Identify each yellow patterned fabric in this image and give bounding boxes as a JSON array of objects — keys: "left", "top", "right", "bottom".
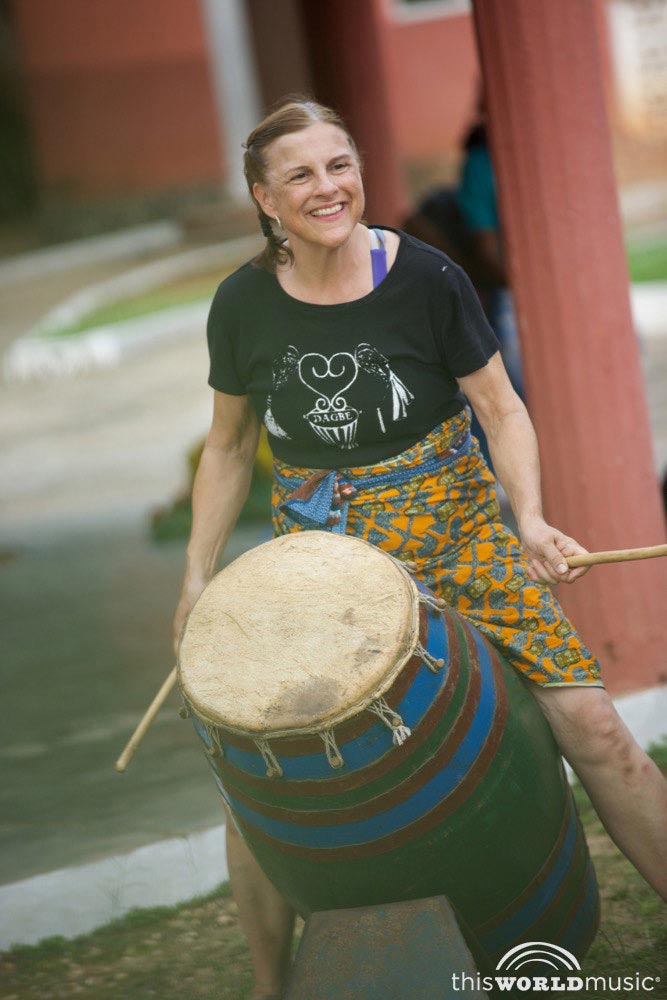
[{"left": 272, "top": 408, "right": 603, "bottom": 688}]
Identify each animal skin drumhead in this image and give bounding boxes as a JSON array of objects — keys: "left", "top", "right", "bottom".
[{"left": 178, "top": 532, "right": 418, "bottom": 735}]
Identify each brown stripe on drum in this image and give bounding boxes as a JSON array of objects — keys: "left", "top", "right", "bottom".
[
  {"left": 550, "top": 843, "right": 600, "bottom": 950},
  {"left": 220, "top": 625, "right": 482, "bottom": 826},
  {"left": 561, "top": 858, "right": 601, "bottom": 960},
  {"left": 524, "top": 852, "right": 600, "bottom": 965},
  {"left": 475, "top": 792, "right": 592, "bottom": 957},
  {"left": 230, "top": 632, "right": 508, "bottom": 861},
  {"left": 212, "top": 604, "right": 431, "bottom": 756},
  {"left": 482, "top": 843, "right": 596, "bottom": 964},
  {"left": 474, "top": 790, "right": 575, "bottom": 937},
  {"left": 540, "top": 828, "right": 593, "bottom": 949},
  {"left": 210, "top": 614, "right": 465, "bottom": 801}
]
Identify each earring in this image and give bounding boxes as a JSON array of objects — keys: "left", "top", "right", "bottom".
[{"left": 275, "top": 216, "right": 282, "bottom": 230}]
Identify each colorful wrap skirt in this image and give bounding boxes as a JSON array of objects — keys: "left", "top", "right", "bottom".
[{"left": 272, "top": 408, "right": 603, "bottom": 688}]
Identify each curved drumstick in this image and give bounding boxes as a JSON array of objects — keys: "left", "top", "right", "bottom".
[
  {"left": 115, "top": 666, "right": 178, "bottom": 773},
  {"left": 566, "top": 543, "right": 667, "bottom": 568}
]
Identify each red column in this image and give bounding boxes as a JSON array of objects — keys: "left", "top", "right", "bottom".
[
  {"left": 472, "top": 0, "right": 666, "bottom": 694},
  {"left": 298, "top": 0, "right": 408, "bottom": 224}
]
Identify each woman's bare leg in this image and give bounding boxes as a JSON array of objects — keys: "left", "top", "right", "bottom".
[
  {"left": 225, "top": 808, "right": 295, "bottom": 999},
  {"left": 529, "top": 685, "right": 667, "bottom": 899}
]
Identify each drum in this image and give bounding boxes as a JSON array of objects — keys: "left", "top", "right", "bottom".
[{"left": 178, "top": 532, "right": 599, "bottom": 964}]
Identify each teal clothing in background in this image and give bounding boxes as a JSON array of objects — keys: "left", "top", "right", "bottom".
[
  {"left": 454, "top": 139, "right": 524, "bottom": 469},
  {"left": 456, "top": 146, "right": 499, "bottom": 232}
]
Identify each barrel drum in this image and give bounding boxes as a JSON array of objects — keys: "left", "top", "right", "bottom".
[{"left": 178, "top": 532, "right": 599, "bottom": 964}]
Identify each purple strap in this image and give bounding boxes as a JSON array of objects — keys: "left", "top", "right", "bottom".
[{"left": 370, "top": 228, "right": 388, "bottom": 288}]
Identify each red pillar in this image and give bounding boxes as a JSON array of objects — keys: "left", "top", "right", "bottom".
[
  {"left": 472, "top": 0, "right": 666, "bottom": 694},
  {"left": 298, "top": 0, "right": 408, "bottom": 225}
]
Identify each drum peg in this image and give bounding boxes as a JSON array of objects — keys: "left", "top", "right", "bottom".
[
  {"left": 203, "top": 723, "right": 225, "bottom": 759},
  {"left": 389, "top": 554, "right": 418, "bottom": 573},
  {"left": 368, "top": 697, "right": 412, "bottom": 746},
  {"left": 418, "top": 593, "right": 447, "bottom": 615},
  {"left": 320, "top": 729, "right": 345, "bottom": 769},
  {"left": 415, "top": 641, "right": 445, "bottom": 673},
  {"left": 255, "top": 738, "right": 284, "bottom": 779}
]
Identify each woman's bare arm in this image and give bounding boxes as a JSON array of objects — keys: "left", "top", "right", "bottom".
[
  {"left": 173, "top": 390, "right": 260, "bottom": 651},
  {"left": 458, "top": 353, "right": 589, "bottom": 585}
]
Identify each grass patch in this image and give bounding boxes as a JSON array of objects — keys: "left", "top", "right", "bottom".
[
  {"left": 627, "top": 241, "right": 667, "bottom": 283},
  {"left": 46, "top": 271, "right": 224, "bottom": 339},
  {"left": 3, "top": 760, "right": 665, "bottom": 999}
]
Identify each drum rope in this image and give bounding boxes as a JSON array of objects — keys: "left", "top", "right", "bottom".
[
  {"left": 254, "top": 738, "right": 283, "bottom": 779},
  {"left": 418, "top": 592, "right": 447, "bottom": 615},
  {"left": 320, "top": 729, "right": 345, "bottom": 769},
  {"left": 415, "top": 641, "right": 446, "bottom": 673},
  {"left": 367, "top": 696, "right": 412, "bottom": 746},
  {"left": 205, "top": 724, "right": 225, "bottom": 759}
]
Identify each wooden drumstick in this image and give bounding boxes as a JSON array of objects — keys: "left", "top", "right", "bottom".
[
  {"left": 115, "top": 666, "right": 178, "bottom": 773},
  {"left": 566, "top": 544, "right": 667, "bottom": 568}
]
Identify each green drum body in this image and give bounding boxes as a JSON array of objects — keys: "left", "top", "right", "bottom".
[{"left": 179, "top": 533, "right": 599, "bottom": 965}]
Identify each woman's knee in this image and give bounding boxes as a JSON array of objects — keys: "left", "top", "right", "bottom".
[{"left": 531, "top": 687, "right": 639, "bottom": 770}]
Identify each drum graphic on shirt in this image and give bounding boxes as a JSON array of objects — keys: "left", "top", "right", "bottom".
[
  {"left": 264, "top": 344, "right": 415, "bottom": 449},
  {"left": 299, "top": 352, "right": 360, "bottom": 449}
]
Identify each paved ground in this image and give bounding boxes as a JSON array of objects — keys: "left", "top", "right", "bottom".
[
  {"left": 1, "top": 257, "right": 149, "bottom": 348},
  {"left": 0, "top": 254, "right": 270, "bottom": 886},
  {"left": 0, "top": 240, "right": 665, "bottom": 905}
]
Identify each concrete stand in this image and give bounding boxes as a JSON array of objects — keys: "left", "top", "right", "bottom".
[{"left": 285, "top": 896, "right": 489, "bottom": 1000}]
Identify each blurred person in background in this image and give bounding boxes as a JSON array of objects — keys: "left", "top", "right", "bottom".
[
  {"left": 173, "top": 98, "right": 667, "bottom": 999},
  {"left": 456, "top": 95, "right": 522, "bottom": 399},
  {"left": 404, "top": 91, "right": 523, "bottom": 466}
]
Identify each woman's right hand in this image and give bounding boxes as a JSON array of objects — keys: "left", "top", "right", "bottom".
[{"left": 173, "top": 575, "right": 210, "bottom": 656}]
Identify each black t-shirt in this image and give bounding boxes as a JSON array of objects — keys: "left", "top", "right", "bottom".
[{"left": 207, "top": 227, "right": 499, "bottom": 468}]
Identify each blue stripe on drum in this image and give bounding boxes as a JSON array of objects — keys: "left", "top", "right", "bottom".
[
  {"left": 209, "top": 602, "right": 450, "bottom": 782},
  {"left": 478, "top": 802, "right": 578, "bottom": 955},
  {"left": 215, "top": 628, "right": 496, "bottom": 850}
]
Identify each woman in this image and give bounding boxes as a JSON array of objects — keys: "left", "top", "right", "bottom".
[{"left": 174, "top": 99, "right": 666, "bottom": 1000}]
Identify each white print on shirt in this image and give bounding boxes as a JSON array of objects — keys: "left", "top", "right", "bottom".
[{"left": 263, "top": 343, "right": 414, "bottom": 449}]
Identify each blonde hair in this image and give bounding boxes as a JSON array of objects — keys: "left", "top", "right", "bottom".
[{"left": 243, "top": 96, "right": 360, "bottom": 271}]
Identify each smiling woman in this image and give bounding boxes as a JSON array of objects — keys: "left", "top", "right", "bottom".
[
  {"left": 252, "top": 124, "right": 363, "bottom": 259},
  {"left": 172, "top": 96, "right": 667, "bottom": 1000},
  {"left": 242, "top": 100, "right": 365, "bottom": 276}
]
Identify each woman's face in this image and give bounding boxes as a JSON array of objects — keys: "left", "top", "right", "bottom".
[{"left": 253, "top": 122, "right": 365, "bottom": 254}]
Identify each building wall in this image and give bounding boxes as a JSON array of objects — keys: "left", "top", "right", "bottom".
[
  {"left": 12, "top": 0, "right": 224, "bottom": 195},
  {"left": 247, "top": 0, "right": 312, "bottom": 108},
  {"left": 11, "top": 0, "right": 481, "bottom": 201},
  {"left": 383, "top": 6, "right": 480, "bottom": 164}
]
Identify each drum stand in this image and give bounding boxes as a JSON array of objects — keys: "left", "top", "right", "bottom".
[{"left": 285, "top": 895, "right": 491, "bottom": 1000}]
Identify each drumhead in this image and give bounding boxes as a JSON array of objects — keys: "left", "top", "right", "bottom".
[{"left": 178, "top": 532, "right": 418, "bottom": 736}]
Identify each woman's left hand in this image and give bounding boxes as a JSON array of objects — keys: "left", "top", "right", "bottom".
[{"left": 518, "top": 514, "right": 591, "bottom": 585}]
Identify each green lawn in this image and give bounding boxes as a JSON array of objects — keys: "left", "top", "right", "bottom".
[
  {"left": 46, "top": 271, "right": 224, "bottom": 338},
  {"left": 627, "top": 241, "right": 667, "bottom": 283}
]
